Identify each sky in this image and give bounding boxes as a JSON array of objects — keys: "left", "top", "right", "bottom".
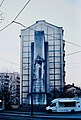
[{"left": 0, "top": 0, "right": 81, "bottom": 87}]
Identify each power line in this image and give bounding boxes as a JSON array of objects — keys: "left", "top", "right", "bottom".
[
  {"left": 0, "top": 57, "right": 28, "bottom": 69},
  {"left": 0, "top": 57, "right": 19, "bottom": 65},
  {"left": 12, "top": 0, "right": 30, "bottom": 22},
  {"left": 1, "top": 13, "right": 81, "bottom": 49},
  {"left": 45, "top": 34, "right": 81, "bottom": 48},
  {"left": 66, "top": 62, "right": 81, "bottom": 65},
  {"left": 0, "top": 0, "right": 5, "bottom": 22},
  {"left": 0, "top": 22, "right": 12, "bottom": 31},
  {"left": 65, "top": 40, "right": 81, "bottom": 48},
  {"left": 66, "top": 51, "right": 81, "bottom": 56},
  {"left": 0, "top": 0, "right": 31, "bottom": 32},
  {"left": 0, "top": 57, "right": 31, "bottom": 70},
  {"left": 0, "top": 0, "right": 5, "bottom": 7},
  {"left": 66, "top": 66, "right": 81, "bottom": 70},
  {"left": 12, "top": 21, "right": 26, "bottom": 28}
]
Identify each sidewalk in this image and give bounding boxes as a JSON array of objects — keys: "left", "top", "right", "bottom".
[{"left": 0, "top": 110, "right": 81, "bottom": 120}]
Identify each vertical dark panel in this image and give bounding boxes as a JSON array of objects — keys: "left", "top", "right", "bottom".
[{"left": 45, "top": 42, "right": 49, "bottom": 104}]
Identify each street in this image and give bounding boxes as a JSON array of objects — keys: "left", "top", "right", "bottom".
[{"left": 0, "top": 111, "right": 81, "bottom": 120}]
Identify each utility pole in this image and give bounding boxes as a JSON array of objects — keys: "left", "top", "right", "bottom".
[{"left": 31, "top": 84, "right": 33, "bottom": 116}]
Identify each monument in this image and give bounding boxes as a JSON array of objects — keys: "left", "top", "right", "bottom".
[{"left": 31, "top": 31, "right": 47, "bottom": 104}]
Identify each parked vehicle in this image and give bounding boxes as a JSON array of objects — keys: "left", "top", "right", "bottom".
[{"left": 46, "top": 98, "right": 81, "bottom": 113}]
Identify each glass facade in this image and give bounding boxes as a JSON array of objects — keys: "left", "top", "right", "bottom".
[{"left": 20, "top": 20, "right": 65, "bottom": 104}]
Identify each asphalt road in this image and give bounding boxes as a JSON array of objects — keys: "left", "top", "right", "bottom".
[{"left": 0, "top": 111, "right": 81, "bottom": 120}]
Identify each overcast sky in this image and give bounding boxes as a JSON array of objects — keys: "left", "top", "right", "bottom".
[{"left": 0, "top": 0, "right": 81, "bottom": 87}]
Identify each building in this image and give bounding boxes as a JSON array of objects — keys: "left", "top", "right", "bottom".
[
  {"left": 64, "top": 83, "right": 81, "bottom": 97},
  {"left": 0, "top": 72, "right": 20, "bottom": 109},
  {"left": 0, "top": 73, "right": 10, "bottom": 110},
  {"left": 9, "top": 73, "right": 20, "bottom": 105},
  {"left": 0, "top": 73, "right": 9, "bottom": 92},
  {"left": 20, "top": 20, "right": 65, "bottom": 105}
]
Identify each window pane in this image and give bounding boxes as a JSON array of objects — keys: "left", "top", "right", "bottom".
[
  {"left": 23, "top": 64, "right": 30, "bottom": 69},
  {"left": 59, "top": 102, "right": 76, "bottom": 108},
  {"left": 23, "top": 86, "right": 29, "bottom": 92},
  {"left": 23, "top": 41, "right": 29, "bottom": 46},
  {"left": 23, "top": 70, "right": 29, "bottom": 74},
  {"left": 55, "top": 81, "right": 61, "bottom": 85},
  {"left": 49, "top": 45, "right": 54, "bottom": 51},
  {"left": 49, "top": 52, "right": 54, "bottom": 57},
  {"left": 49, "top": 69, "right": 54, "bottom": 74},
  {"left": 55, "top": 51, "right": 60, "bottom": 56},
  {"left": 50, "top": 81, "right": 54, "bottom": 86},
  {"left": 55, "top": 74, "right": 60, "bottom": 79},
  {"left": 23, "top": 36, "right": 28, "bottom": 41},
  {"left": 22, "top": 92, "right": 27, "bottom": 98},
  {"left": 49, "top": 75, "right": 54, "bottom": 79},
  {"left": 23, "top": 47, "right": 28, "bottom": 52},
  {"left": 49, "top": 41, "right": 54, "bottom": 45},
  {"left": 50, "top": 103, "right": 56, "bottom": 107},
  {"left": 55, "top": 57, "right": 60, "bottom": 62},
  {"left": 23, "top": 58, "right": 28, "bottom": 63},
  {"left": 55, "top": 63, "right": 60, "bottom": 68},
  {"left": 55, "top": 69, "right": 60, "bottom": 74},
  {"left": 49, "top": 57, "right": 54, "bottom": 62},
  {"left": 23, "top": 75, "right": 28, "bottom": 80},
  {"left": 49, "top": 63, "right": 54, "bottom": 68},
  {"left": 48, "top": 27, "right": 53, "bottom": 35},
  {"left": 55, "top": 46, "right": 60, "bottom": 50},
  {"left": 55, "top": 40, "right": 60, "bottom": 45},
  {"left": 23, "top": 52, "right": 28, "bottom": 57},
  {"left": 23, "top": 81, "right": 29, "bottom": 86}
]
